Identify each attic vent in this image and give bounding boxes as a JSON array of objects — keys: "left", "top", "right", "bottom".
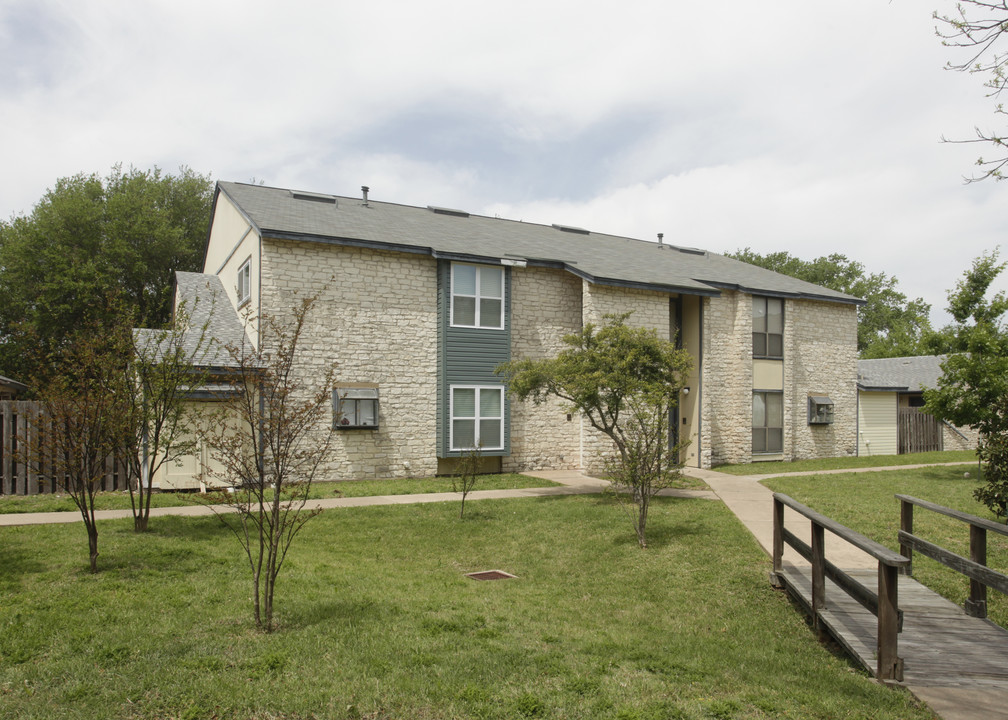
[
  {"left": 427, "top": 205, "right": 470, "bottom": 218},
  {"left": 552, "top": 223, "right": 590, "bottom": 235},
  {"left": 291, "top": 190, "right": 337, "bottom": 205},
  {"left": 675, "top": 246, "right": 706, "bottom": 256}
]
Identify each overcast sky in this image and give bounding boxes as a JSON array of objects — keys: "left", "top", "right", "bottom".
[{"left": 2, "top": 0, "right": 1005, "bottom": 326}]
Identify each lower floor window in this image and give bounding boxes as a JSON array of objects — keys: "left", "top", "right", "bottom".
[
  {"left": 451, "top": 385, "right": 503, "bottom": 450},
  {"left": 753, "top": 391, "right": 783, "bottom": 453}
]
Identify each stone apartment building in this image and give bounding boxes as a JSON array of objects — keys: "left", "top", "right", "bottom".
[{"left": 154, "top": 181, "right": 862, "bottom": 488}]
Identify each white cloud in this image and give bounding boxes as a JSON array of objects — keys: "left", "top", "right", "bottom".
[{"left": 1, "top": 0, "right": 1006, "bottom": 328}]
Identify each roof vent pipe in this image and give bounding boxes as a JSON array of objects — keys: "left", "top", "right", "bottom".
[
  {"left": 657, "top": 232, "right": 664, "bottom": 249},
  {"left": 361, "top": 185, "right": 370, "bottom": 206}
]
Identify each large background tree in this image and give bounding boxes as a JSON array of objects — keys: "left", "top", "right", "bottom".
[
  {"left": 727, "top": 249, "right": 933, "bottom": 358},
  {"left": 936, "top": 0, "right": 1008, "bottom": 181},
  {"left": 0, "top": 165, "right": 212, "bottom": 382},
  {"left": 924, "top": 251, "right": 1008, "bottom": 517}
]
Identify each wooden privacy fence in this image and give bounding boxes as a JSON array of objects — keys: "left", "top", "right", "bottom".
[
  {"left": 898, "top": 407, "right": 943, "bottom": 454},
  {"left": 0, "top": 400, "right": 128, "bottom": 495},
  {"left": 897, "top": 494, "right": 1008, "bottom": 619},
  {"left": 771, "top": 492, "right": 910, "bottom": 681}
]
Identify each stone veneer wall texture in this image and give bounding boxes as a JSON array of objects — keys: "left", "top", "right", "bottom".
[
  {"left": 502, "top": 267, "right": 583, "bottom": 471},
  {"left": 701, "top": 291, "right": 752, "bottom": 467},
  {"left": 943, "top": 424, "right": 979, "bottom": 451},
  {"left": 260, "top": 239, "right": 439, "bottom": 480},
  {"left": 579, "top": 281, "right": 672, "bottom": 474},
  {"left": 784, "top": 299, "right": 858, "bottom": 460}
]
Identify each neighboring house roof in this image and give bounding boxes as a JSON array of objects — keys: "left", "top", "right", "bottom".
[
  {"left": 857, "top": 355, "right": 946, "bottom": 392},
  {"left": 211, "top": 181, "right": 865, "bottom": 306},
  {"left": 0, "top": 374, "right": 28, "bottom": 397},
  {"left": 134, "top": 271, "right": 251, "bottom": 370}
]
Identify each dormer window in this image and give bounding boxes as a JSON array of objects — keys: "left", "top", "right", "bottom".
[
  {"left": 451, "top": 263, "right": 503, "bottom": 329},
  {"left": 237, "top": 258, "right": 251, "bottom": 306}
]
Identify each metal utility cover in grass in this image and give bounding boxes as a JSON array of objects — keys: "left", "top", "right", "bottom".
[{"left": 466, "top": 570, "right": 517, "bottom": 581}]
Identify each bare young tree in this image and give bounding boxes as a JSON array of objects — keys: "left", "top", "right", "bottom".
[
  {"left": 936, "top": 1, "right": 1008, "bottom": 180},
  {"left": 451, "top": 445, "right": 483, "bottom": 518},
  {"left": 26, "top": 326, "right": 132, "bottom": 572},
  {"left": 125, "top": 300, "right": 210, "bottom": 532},
  {"left": 200, "top": 296, "right": 337, "bottom": 631}
]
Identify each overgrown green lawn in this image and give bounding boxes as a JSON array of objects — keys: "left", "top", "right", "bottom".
[
  {"left": 765, "top": 466, "right": 1008, "bottom": 628},
  {"left": 714, "top": 450, "right": 977, "bottom": 476},
  {"left": 0, "top": 496, "right": 933, "bottom": 719},
  {"left": 0, "top": 474, "right": 558, "bottom": 515}
]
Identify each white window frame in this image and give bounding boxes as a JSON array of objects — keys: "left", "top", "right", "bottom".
[
  {"left": 449, "top": 385, "right": 504, "bottom": 451},
  {"left": 237, "top": 257, "right": 251, "bottom": 306},
  {"left": 450, "top": 263, "right": 504, "bottom": 329}
]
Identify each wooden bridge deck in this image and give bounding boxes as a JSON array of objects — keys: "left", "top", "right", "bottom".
[{"left": 777, "top": 565, "right": 1008, "bottom": 716}]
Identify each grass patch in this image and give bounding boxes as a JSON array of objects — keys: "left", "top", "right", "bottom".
[
  {"left": 0, "top": 495, "right": 932, "bottom": 719},
  {"left": 0, "top": 473, "right": 559, "bottom": 514},
  {"left": 714, "top": 449, "right": 977, "bottom": 476},
  {"left": 765, "top": 465, "right": 1008, "bottom": 628}
]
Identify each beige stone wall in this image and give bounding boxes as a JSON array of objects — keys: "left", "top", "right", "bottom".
[
  {"left": 579, "top": 281, "right": 673, "bottom": 473},
  {"left": 785, "top": 299, "right": 858, "bottom": 460},
  {"left": 502, "top": 267, "right": 583, "bottom": 471},
  {"left": 260, "top": 238, "right": 439, "bottom": 480},
  {"left": 942, "top": 423, "right": 979, "bottom": 452},
  {"left": 582, "top": 282, "right": 671, "bottom": 339},
  {"left": 702, "top": 291, "right": 753, "bottom": 467},
  {"left": 701, "top": 293, "right": 858, "bottom": 468}
]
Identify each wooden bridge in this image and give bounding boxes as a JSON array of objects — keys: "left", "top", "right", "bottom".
[{"left": 771, "top": 493, "right": 1008, "bottom": 719}]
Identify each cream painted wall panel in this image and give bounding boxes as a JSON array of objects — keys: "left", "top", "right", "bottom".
[
  {"left": 205, "top": 193, "right": 261, "bottom": 344},
  {"left": 753, "top": 359, "right": 784, "bottom": 390},
  {"left": 679, "top": 294, "right": 702, "bottom": 467},
  {"left": 858, "top": 391, "right": 898, "bottom": 456}
]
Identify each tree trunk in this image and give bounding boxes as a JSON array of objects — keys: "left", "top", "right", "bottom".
[{"left": 87, "top": 525, "right": 99, "bottom": 573}]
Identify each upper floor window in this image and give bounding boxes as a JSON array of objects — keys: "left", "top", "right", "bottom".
[
  {"left": 237, "top": 258, "right": 251, "bottom": 306},
  {"left": 451, "top": 263, "right": 503, "bottom": 329},
  {"left": 753, "top": 296, "right": 783, "bottom": 358}
]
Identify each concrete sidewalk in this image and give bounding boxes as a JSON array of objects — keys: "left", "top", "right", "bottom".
[{"left": 0, "top": 468, "right": 714, "bottom": 527}]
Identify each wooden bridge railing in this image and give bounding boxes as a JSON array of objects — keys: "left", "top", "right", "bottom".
[
  {"left": 897, "top": 494, "right": 1008, "bottom": 619},
  {"left": 771, "top": 493, "right": 910, "bottom": 681}
]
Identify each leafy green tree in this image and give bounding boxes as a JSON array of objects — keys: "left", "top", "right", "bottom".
[
  {"left": 935, "top": 1, "right": 1008, "bottom": 181},
  {"left": 727, "top": 249, "right": 932, "bottom": 358},
  {"left": 0, "top": 165, "right": 212, "bottom": 383},
  {"left": 498, "top": 314, "right": 692, "bottom": 548},
  {"left": 924, "top": 251, "right": 1008, "bottom": 518}
]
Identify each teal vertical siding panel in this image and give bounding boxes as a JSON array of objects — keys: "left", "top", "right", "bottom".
[{"left": 438, "top": 263, "right": 512, "bottom": 457}]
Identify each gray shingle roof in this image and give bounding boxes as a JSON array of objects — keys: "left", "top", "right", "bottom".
[
  {"left": 0, "top": 374, "right": 28, "bottom": 395},
  {"left": 214, "top": 181, "right": 864, "bottom": 305},
  {"left": 134, "top": 272, "right": 251, "bottom": 369},
  {"left": 857, "top": 356, "right": 946, "bottom": 392}
]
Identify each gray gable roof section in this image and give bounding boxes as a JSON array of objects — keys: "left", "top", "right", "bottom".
[
  {"left": 857, "top": 355, "right": 946, "bottom": 392},
  {"left": 135, "top": 271, "right": 251, "bottom": 370},
  {"left": 213, "top": 181, "right": 864, "bottom": 305}
]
